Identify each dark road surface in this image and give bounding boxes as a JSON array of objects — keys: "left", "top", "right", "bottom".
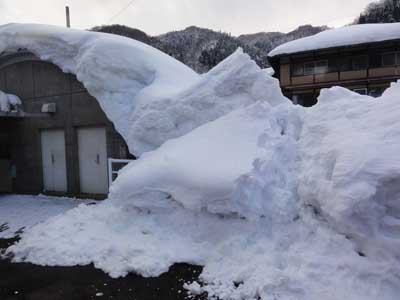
[{"left": 0, "top": 238, "right": 206, "bottom": 300}]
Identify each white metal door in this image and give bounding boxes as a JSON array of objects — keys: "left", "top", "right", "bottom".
[
  {"left": 77, "top": 127, "right": 108, "bottom": 194},
  {"left": 41, "top": 130, "right": 67, "bottom": 192}
]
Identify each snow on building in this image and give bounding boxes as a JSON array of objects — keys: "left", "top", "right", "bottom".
[
  {"left": 0, "top": 50, "right": 134, "bottom": 197},
  {"left": 268, "top": 23, "right": 400, "bottom": 106},
  {"left": 0, "top": 23, "right": 268, "bottom": 198}
]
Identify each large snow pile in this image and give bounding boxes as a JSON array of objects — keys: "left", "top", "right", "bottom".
[
  {"left": 0, "top": 90, "right": 21, "bottom": 112},
  {"left": 3, "top": 23, "right": 400, "bottom": 300},
  {"left": 110, "top": 102, "right": 300, "bottom": 217},
  {"left": 299, "top": 85, "right": 400, "bottom": 263},
  {"left": 269, "top": 23, "right": 400, "bottom": 57}
]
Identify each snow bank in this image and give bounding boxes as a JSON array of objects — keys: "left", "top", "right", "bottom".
[
  {"left": 9, "top": 80, "right": 400, "bottom": 299},
  {"left": 129, "top": 49, "right": 284, "bottom": 153},
  {"left": 0, "top": 90, "right": 21, "bottom": 112},
  {"left": 110, "top": 102, "right": 297, "bottom": 216},
  {"left": 299, "top": 83, "right": 400, "bottom": 262},
  {"left": 269, "top": 23, "right": 400, "bottom": 57},
  {"left": 0, "top": 23, "right": 277, "bottom": 154}
]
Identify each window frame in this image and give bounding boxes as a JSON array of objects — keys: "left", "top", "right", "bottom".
[
  {"left": 351, "top": 55, "right": 369, "bottom": 71},
  {"left": 303, "top": 62, "right": 315, "bottom": 76},
  {"left": 314, "top": 60, "right": 329, "bottom": 74},
  {"left": 291, "top": 60, "right": 329, "bottom": 77},
  {"left": 292, "top": 63, "right": 305, "bottom": 77},
  {"left": 381, "top": 51, "right": 400, "bottom": 67},
  {"left": 352, "top": 88, "right": 368, "bottom": 95}
]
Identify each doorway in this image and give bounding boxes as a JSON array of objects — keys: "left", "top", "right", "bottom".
[
  {"left": 77, "top": 127, "right": 108, "bottom": 195},
  {"left": 41, "top": 129, "right": 68, "bottom": 192}
]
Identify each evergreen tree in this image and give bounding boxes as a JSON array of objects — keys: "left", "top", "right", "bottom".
[{"left": 356, "top": 0, "right": 400, "bottom": 24}]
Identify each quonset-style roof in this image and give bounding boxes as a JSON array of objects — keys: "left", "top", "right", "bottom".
[{"left": 268, "top": 23, "right": 400, "bottom": 58}]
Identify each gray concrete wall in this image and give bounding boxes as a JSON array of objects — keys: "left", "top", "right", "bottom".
[{"left": 0, "top": 55, "right": 132, "bottom": 198}]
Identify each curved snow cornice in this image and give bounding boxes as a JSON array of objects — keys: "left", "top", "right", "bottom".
[
  {"left": 0, "top": 23, "right": 199, "bottom": 153},
  {"left": 268, "top": 23, "right": 400, "bottom": 58}
]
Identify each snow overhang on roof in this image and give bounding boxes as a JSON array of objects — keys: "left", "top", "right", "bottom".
[{"left": 268, "top": 23, "right": 400, "bottom": 58}]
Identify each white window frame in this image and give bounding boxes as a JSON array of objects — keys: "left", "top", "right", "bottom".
[
  {"left": 352, "top": 88, "right": 368, "bottom": 95},
  {"left": 108, "top": 158, "right": 134, "bottom": 187}
]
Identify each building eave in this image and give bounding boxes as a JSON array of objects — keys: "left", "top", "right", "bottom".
[{"left": 268, "top": 38, "right": 400, "bottom": 61}]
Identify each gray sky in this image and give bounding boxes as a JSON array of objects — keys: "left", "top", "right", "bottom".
[{"left": 0, "top": 0, "right": 375, "bottom": 36}]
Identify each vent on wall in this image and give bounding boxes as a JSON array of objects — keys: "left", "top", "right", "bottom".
[{"left": 41, "top": 103, "right": 56, "bottom": 113}]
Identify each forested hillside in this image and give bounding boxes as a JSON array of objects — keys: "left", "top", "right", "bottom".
[
  {"left": 356, "top": 0, "right": 400, "bottom": 24},
  {"left": 92, "top": 24, "right": 327, "bottom": 73}
]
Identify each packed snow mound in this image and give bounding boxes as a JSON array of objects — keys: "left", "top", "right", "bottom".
[
  {"left": 299, "top": 83, "right": 400, "bottom": 262},
  {"left": 128, "top": 48, "right": 285, "bottom": 153},
  {"left": 110, "top": 101, "right": 299, "bottom": 217},
  {"left": 269, "top": 23, "right": 400, "bottom": 57},
  {"left": 9, "top": 80, "right": 400, "bottom": 299},
  {"left": 0, "top": 90, "right": 21, "bottom": 112},
  {"left": 0, "top": 23, "right": 279, "bottom": 154}
]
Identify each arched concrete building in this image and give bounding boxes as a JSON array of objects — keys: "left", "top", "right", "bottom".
[{"left": 0, "top": 51, "right": 134, "bottom": 199}]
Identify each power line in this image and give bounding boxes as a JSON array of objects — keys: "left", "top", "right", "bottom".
[{"left": 106, "top": 0, "right": 138, "bottom": 23}]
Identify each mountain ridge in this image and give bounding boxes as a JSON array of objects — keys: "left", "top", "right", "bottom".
[{"left": 92, "top": 24, "right": 329, "bottom": 73}]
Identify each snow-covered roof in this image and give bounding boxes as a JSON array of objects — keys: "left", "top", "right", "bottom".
[
  {"left": 268, "top": 23, "right": 400, "bottom": 58},
  {"left": 0, "top": 23, "right": 281, "bottom": 155},
  {"left": 0, "top": 23, "right": 199, "bottom": 153}
]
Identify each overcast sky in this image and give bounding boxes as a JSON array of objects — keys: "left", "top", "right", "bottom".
[{"left": 0, "top": 0, "right": 375, "bottom": 36}]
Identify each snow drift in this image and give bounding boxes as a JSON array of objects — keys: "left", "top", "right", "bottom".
[
  {"left": 299, "top": 84, "right": 400, "bottom": 263},
  {"left": 3, "top": 23, "right": 400, "bottom": 300}
]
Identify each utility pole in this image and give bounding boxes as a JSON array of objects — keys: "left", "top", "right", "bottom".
[{"left": 66, "top": 6, "right": 71, "bottom": 28}]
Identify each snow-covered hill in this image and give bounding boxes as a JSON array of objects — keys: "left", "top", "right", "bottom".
[{"left": 94, "top": 24, "right": 328, "bottom": 73}]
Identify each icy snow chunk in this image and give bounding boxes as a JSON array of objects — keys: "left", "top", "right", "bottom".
[
  {"left": 110, "top": 102, "right": 293, "bottom": 216},
  {"left": 299, "top": 83, "right": 400, "bottom": 262},
  {"left": 0, "top": 90, "right": 21, "bottom": 112},
  {"left": 269, "top": 23, "right": 400, "bottom": 57},
  {"left": 184, "top": 282, "right": 203, "bottom": 295},
  {"left": 127, "top": 48, "right": 286, "bottom": 154}
]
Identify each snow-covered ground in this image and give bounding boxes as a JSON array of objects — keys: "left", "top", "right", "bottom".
[
  {"left": 0, "top": 195, "right": 90, "bottom": 239},
  {"left": 2, "top": 23, "right": 400, "bottom": 300}
]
